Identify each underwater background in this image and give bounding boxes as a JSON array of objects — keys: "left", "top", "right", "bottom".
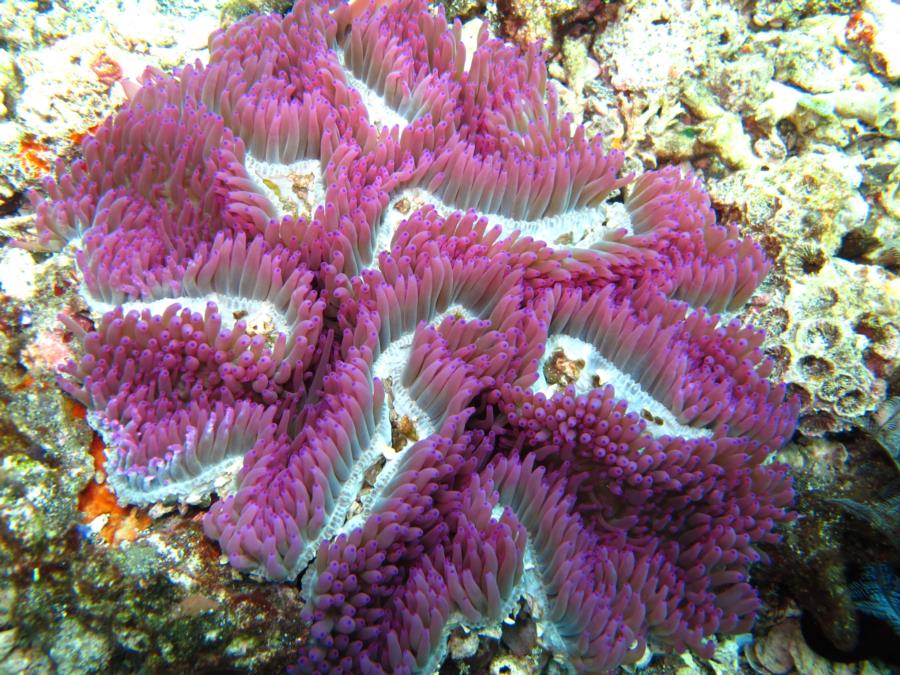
[{"left": 0, "top": 0, "right": 897, "bottom": 673}]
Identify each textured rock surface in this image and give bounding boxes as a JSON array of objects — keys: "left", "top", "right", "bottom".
[{"left": 710, "top": 155, "right": 898, "bottom": 435}]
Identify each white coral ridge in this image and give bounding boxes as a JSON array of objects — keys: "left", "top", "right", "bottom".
[
  {"left": 97, "top": 404, "right": 257, "bottom": 507},
  {"left": 246, "top": 155, "right": 326, "bottom": 220},
  {"left": 377, "top": 187, "right": 630, "bottom": 256},
  {"left": 338, "top": 47, "right": 410, "bottom": 130},
  {"left": 535, "top": 334, "right": 713, "bottom": 440}
]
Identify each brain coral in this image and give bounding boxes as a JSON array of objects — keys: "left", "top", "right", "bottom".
[{"left": 31, "top": 0, "right": 799, "bottom": 672}]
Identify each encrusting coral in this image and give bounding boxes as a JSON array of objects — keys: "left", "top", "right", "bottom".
[{"left": 28, "top": 0, "right": 799, "bottom": 672}]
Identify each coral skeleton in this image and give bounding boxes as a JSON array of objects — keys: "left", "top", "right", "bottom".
[{"left": 33, "top": 0, "right": 798, "bottom": 672}]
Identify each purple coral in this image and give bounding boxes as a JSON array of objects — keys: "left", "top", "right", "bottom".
[{"left": 33, "top": 0, "right": 797, "bottom": 672}]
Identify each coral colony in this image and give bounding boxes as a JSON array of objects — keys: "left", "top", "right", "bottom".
[{"left": 32, "top": 0, "right": 798, "bottom": 672}]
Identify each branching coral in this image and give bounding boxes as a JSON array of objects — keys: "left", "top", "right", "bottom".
[{"left": 31, "top": 0, "right": 797, "bottom": 672}]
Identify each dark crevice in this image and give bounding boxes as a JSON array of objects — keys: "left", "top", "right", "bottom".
[
  {"left": 800, "top": 590, "right": 900, "bottom": 666},
  {"left": 836, "top": 228, "right": 881, "bottom": 264}
]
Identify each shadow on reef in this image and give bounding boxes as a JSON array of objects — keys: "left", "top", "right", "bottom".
[
  {"left": 756, "top": 418, "right": 900, "bottom": 665},
  {"left": 801, "top": 604, "right": 899, "bottom": 666}
]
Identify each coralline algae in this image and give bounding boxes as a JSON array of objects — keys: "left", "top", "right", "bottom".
[{"left": 30, "top": 0, "right": 798, "bottom": 672}]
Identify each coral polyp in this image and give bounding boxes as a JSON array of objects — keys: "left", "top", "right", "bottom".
[{"left": 31, "top": 0, "right": 798, "bottom": 672}]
